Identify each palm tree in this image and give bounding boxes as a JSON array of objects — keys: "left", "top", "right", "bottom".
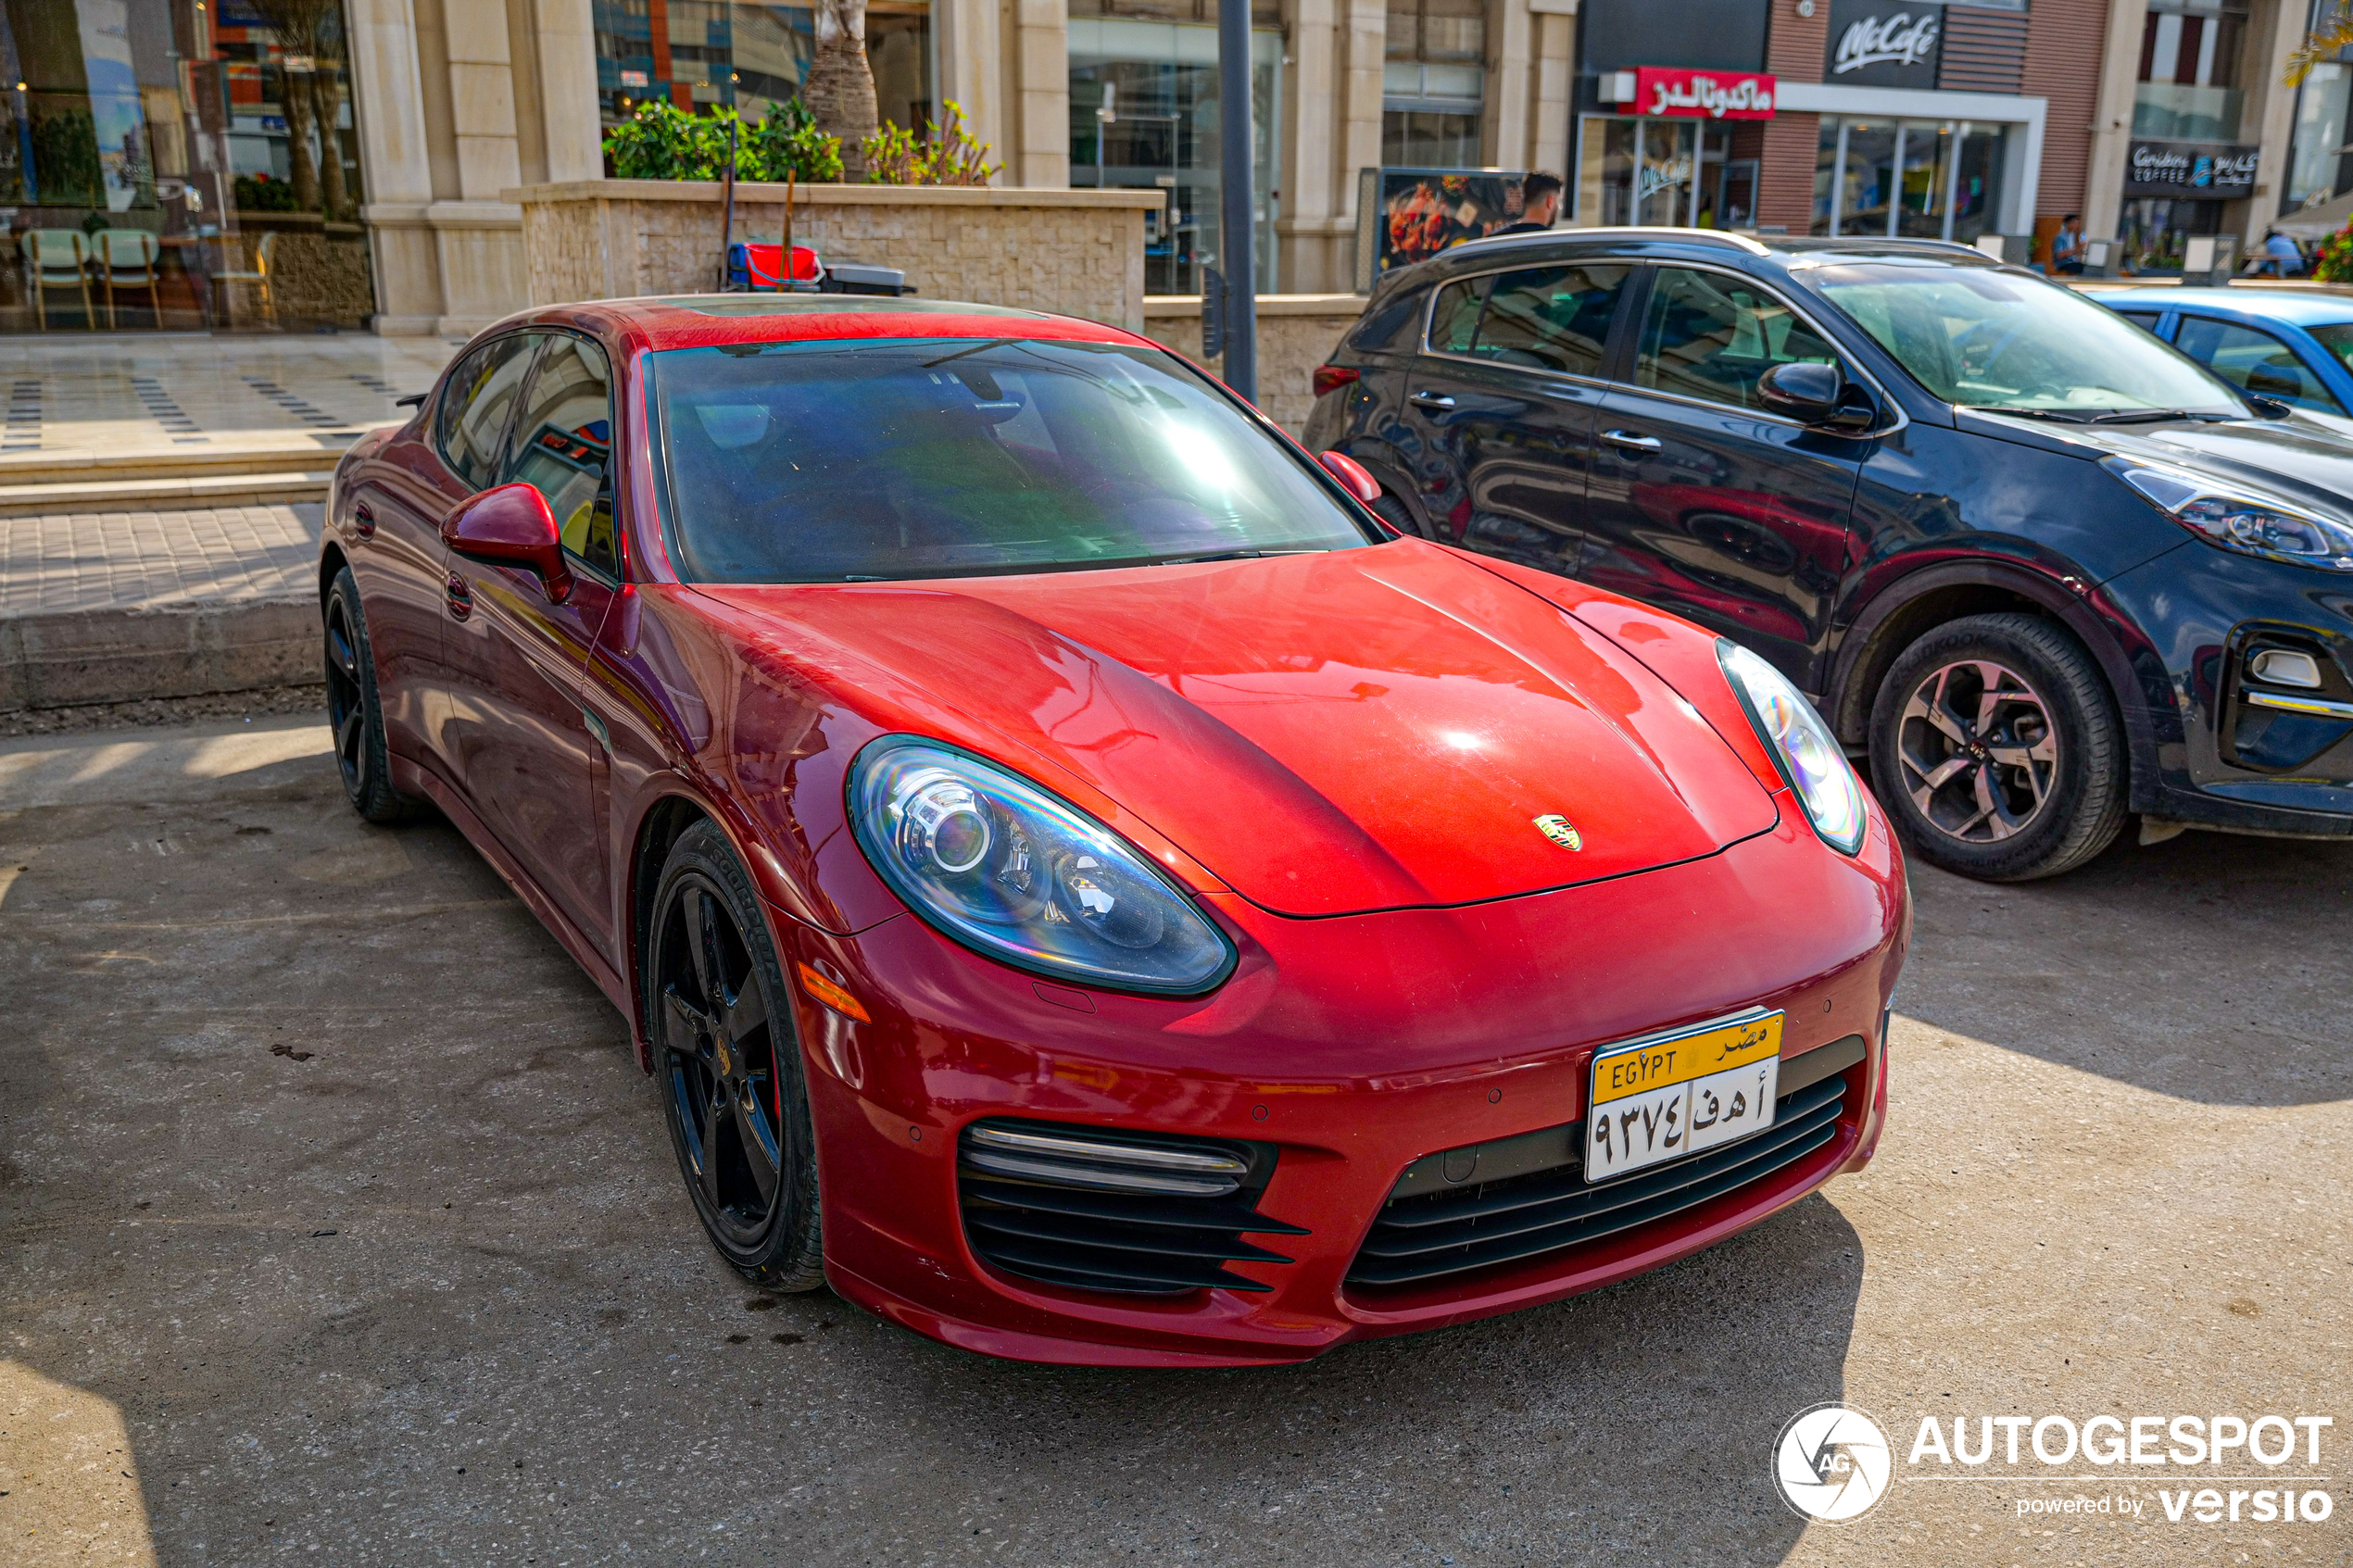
[
  {"left": 247, "top": 0, "right": 347, "bottom": 215},
  {"left": 2289, "top": 5, "right": 2353, "bottom": 83},
  {"left": 802, "top": 0, "right": 878, "bottom": 179}
]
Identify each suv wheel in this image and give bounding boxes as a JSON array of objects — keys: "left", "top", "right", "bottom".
[{"left": 1867, "top": 613, "right": 2127, "bottom": 881}]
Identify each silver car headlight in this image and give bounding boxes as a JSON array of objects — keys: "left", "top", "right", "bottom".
[
  {"left": 848, "top": 738, "right": 1236, "bottom": 996},
  {"left": 2105, "top": 455, "right": 2353, "bottom": 571},
  {"left": 1717, "top": 641, "right": 1869, "bottom": 856}
]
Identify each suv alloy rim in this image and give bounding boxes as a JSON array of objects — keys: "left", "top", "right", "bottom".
[{"left": 1895, "top": 659, "right": 2060, "bottom": 843}]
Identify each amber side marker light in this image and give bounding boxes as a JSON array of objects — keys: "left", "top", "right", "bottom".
[{"left": 797, "top": 962, "right": 872, "bottom": 1022}]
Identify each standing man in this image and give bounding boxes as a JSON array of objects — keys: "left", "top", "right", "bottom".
[
  {"left": 2050, "top": 214, "right": 2087, "bottom": 275},
  {"left": 1498, "top": 172, "right": 1564, "bottom": 235}
]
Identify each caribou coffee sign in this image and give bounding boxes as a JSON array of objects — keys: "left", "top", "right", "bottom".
[
  {"left": 1825, "top": 0, "right": 1944, "bottom": 86},
  {"left": 2124, "top": 140, "right": 2260, "bottom": 198}
]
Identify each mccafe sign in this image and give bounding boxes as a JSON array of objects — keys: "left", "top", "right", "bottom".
[
  {"left": 2123, "top": 139, "right": 2260, "bottom": 198},
  {"left": 1825, "top": 0, "right": 1944, "bottom": 87}
]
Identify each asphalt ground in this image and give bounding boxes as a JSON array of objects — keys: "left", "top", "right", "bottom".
[{"left": 1, "top": 715, "right": 2347, "bottom": 1567}]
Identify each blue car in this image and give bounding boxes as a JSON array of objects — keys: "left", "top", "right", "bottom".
[{"left": 2094, "top": 287, "right": 2353, "bottom": 439}]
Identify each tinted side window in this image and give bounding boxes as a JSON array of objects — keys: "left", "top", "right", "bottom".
[
  {"left": 435, "top": 333, "right": 540, "bottom": 489},
  {"left": 506, "top": 335, "right": 619, "bottom": 576},
  {"left": 1634, "top": 267, "right": 1842, "bottom": 411},
  {"left": 2116, "top": 310, "right": 2162, "bottom": 331},
  {"left": 1474, "top": 265, "right": 1630, "bottom": 376},
  {"left": 1429, "top": 277, "right": 1488, "bottom": 354},
  {"left": 2174, "top": 318, "right": 2346, "bottom": 415}
]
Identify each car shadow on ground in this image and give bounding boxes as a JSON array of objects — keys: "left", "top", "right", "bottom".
[
  {"left": 832, "top": 1197, "right": 1864, "bottom": 1563},
  {"left": 1891, "top": 825, "right": 2353, "bottom": 1107}
]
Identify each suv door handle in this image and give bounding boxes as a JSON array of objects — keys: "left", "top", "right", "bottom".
[
  {"left": 1602, "top": 429, "right": 1663, "bottom": 453},
  {"left": 1409, "top": 391, "right": 1456, "bottom": 410}
]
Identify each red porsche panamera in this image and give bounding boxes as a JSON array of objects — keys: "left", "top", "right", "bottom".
[{"left": 319, "top": 295, "right": 1909, "bottom": 1366}]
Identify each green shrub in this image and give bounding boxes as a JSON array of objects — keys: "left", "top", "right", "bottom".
[
  {"left": 603, "top": 100, "right": 843, "bottom": 183},
  {"left": 860, "top": 102, "right": 1000, "bottom": 187}
]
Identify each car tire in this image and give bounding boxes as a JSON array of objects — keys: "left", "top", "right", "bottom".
[
  {"left": 1868, "top": 613, "right": 2128, "bottom": 882},
  {"left": 322, "top": 567, "right": 422, "bottom": 824},
  {"left": 647, "top": 822, "right": 825, "bottom": 1292}
]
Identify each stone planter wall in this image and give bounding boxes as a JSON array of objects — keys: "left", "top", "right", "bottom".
[
  {"left": 506, "top": 181, "right": 1166, "bottom": 332},
  {"left": 1141, "top": 294, "right": 1370, "bottom": 436}
]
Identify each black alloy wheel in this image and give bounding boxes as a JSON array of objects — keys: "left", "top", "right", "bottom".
[
  {"left": 648, "top": 822, "right": 824, "bottom": 1289},
  {"left": 323, "top": 567, "right": 418, "bottom": 823},
  {"left": 1868, "top": 612, "right": 2128, "bottom": 882}
]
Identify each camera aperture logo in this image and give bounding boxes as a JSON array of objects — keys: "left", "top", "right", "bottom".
[{"left": 1774, "top": 1403, "right": 1894, "bottom": 1524}]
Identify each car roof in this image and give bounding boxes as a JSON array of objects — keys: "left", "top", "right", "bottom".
[
  {"left": 496, "top": 294, "right": 1153, "bottom": 356},
  {"left": 2088, "top": 286, "right": 2353, "bottom": 326},
  {"left": 1422, "top": 227, "right": 1999, "bottom": 280}
]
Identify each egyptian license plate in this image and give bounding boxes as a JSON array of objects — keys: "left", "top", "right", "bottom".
[{"left": 1585, "top": 1011, "right": 1782, "bottom": 1183}]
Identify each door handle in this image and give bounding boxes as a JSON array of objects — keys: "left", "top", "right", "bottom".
[
  {"left": 1409, "top": 391, "right": 1457, "bottom": 411},
  {"left": 445, "top": 571, "right": 472, "bottom": 621},
  {"left": 351, "top": 500, "right": 376, "bottom": 540},
  {"left": 1602, "top": 429, "right": 1664, "bottom": 453}
]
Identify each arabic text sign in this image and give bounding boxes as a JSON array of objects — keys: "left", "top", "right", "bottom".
[
  {"left": 2123, "top": 139, "right": 2260, "bottom": 199},
  {"left": 1632, "top": 67, "right": 1776, "bottom": 120}
]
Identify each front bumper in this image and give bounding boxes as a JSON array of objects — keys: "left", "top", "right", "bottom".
[{"left": 785, "top": 797, "right": 1909, "bottom": 1366}]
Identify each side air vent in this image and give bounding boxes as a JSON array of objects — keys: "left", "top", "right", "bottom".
[
  {"left": 958, "top": 1119, "right": 1307, "bottom": 1297},
  {"left": 1349, "top": 1037, "right": 1864, "bottom": 1291}
]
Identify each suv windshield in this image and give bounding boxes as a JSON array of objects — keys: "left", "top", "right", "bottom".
[
  {"left": 1806, "top": 262, "right": 2245, "bottom": 418},
  {"left": 653, "top": 338, "right": 1376, "bottom": 583}
]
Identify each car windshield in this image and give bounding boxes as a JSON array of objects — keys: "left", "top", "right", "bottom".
[
  {"left": 1805, "top": 263, "right": 2245, "bottom": 418},
  {"left": 652, "top": 337, "right": 1377, "bottom": 583}
]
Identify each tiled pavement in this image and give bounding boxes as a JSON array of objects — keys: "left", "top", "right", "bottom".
[
  {"left": 0, "top": 503, "right": 320, "bottom": 617},
  {"left": 0, "top": 333, "right": 460, "bottom": 456}
]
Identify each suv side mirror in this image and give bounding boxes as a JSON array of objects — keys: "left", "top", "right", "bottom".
[
  {"left": 1757, "top": 360, "right": 1849, "bottom": 424},
  {"left": 443, "top": 482, "right": 573, "bottom": 604},
  {"left": 1318, "top": 448, "right": 1383, "bottom": 504}
]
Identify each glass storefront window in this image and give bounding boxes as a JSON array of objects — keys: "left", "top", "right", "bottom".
[
  {"left": 2120, "top": 195, "right": 2221, "bottom": 272},
  {"left": 0, "top": 0, "right": 369, "bottom": 333},
  {"left": 1380, "top": 0, "right": 1483, "bottom": 179},
  {"left": 2290, "top": 60, "right": 2351, "bottom": 207},
  {"left": 594, "top": 1, "right": 934, "bottom": 137},
  {"left": 1067, "top": 9, "right": 1282, "bottom": 295},
  {"left": 2133, "top": 0, "right": 2246, "bottom": 141},
  {"left": 1810, "top": 115, "right": 2003, "bottom": 242},
  {"left": 1576, "top": 118, "right": 1735, "bottom": 228}
]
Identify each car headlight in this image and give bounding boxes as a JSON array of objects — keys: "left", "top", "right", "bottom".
[
  {"left": 1717, "top": 641, "right": 1868, "bottom": 856},
  {"left": 848, "top": 738, "right": 1237, "bottom": 996},
  {"left": 2106, "top": 456, "right": 2353, "bottom": 571}
]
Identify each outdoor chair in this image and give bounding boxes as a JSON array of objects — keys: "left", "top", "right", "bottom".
[
  {"left": 24, "top": 230, "right": 94, "bottom": 330},
  {"left": 95, "top": 229, "right": 161, "bottom": 329},
  {"left": 210, "top": 232, "right": 277, "bottom": 329}
]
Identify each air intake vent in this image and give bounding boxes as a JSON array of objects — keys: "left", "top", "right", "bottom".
[
  {"left": 959, "top": 1119, "right": 1307, "bottom": 1297},
  {"left": 1348, "top": 1040, "right": 1862, "bottom": 1290}
]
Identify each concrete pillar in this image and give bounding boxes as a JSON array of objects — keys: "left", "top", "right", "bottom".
[
  {"left": 519, "top": 0, "right": 603, "bottom": 184},
  {"left": 1277, "top": 0, "right": 1339, "bottom": 290},
  {"left": 346, "top": 0, "right": 443, "bottom": 333},
  {"left": 1483, "top": 0, "right": 1530, "bottom": 169},
  {"left": 2237, "top": 0, "right": 2300, "bottom": 248},
  {"left": 1013, "top": 0, "right": 1069, "bottom": 186},
  {"left": 1528, "top": 1, "right": 1573, "bottom": 174},
  {"left": 1340, "top": 0, "right": 1387, "bottom": 282},
  {"left": 445, "top": 0, "right": 524, "bottom": 198},
  {"left": 2083, "top": 0, "right": 2146, "bottom": 240},
  {"left": 936, "top": 0, "right": 1005, "bottom": 180}
]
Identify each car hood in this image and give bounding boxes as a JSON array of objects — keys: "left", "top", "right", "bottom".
[
  {"left": 695, "top": 540, "right": 1780, "bottom": 917},
  {"left": 1969, "top": 410, "right": 2353, "bottom": 511}
]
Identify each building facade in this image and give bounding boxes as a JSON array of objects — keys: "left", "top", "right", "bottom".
[{"left": 0, "top": 0, "right": 2326, "bottom": 341}]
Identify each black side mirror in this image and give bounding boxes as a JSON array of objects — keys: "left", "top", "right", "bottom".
[{"left": 1759, "top": 360, "right": 1878, "bottom": 433}]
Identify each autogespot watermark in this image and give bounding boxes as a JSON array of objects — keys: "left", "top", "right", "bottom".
[{"left": 1773, "top": 1407, "right": 2335, "bottom": 1528}]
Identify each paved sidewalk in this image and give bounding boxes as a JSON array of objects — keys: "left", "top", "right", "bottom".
[
  {"left": 0, "top": 334, "right": 458, "bottom": 455},
  {"left": 0, "top": 502, "right": 321, "bottom": 711}
]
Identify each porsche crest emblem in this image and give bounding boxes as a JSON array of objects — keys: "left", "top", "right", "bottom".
[{"left": 1532, "top": 813, "right": 1583, "bottom": 851}]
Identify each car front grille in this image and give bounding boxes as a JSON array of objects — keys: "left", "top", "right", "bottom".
[
  {"left": 958, "top": 1118, "right": 1307, "bottom": 1297},
  {"left": 1346, "top": 1035, "right": 1865, "bottom": 1291}
]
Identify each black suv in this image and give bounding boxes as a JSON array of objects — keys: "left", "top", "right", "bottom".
[{"left": 1305, "top": 230, "right": 2353, "bottom": 880}]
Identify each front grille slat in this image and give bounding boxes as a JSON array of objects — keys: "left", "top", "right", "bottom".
[
  {"left": 1360, "top": 1078, "right": 1849, "bottom": 1253},
  {"left": 959, "top": 1118, "right": 1305, "bottom": 1298},
  {"left": 1347, "top": 1069, "right": 1856, "bottom": 1290}
]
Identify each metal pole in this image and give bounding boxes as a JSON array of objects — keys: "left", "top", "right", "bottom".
[
  {"left": 1217, "top": 0, "right": 1257, "bottom": 401},
  {"left": 719, "top": 116, "right": 739, "bottom": 291}
]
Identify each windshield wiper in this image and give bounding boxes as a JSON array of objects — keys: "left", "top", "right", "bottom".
[
  {"left": 1978, "top": 408, "right": 2093, "bottom": 423},
  {"left": 2085, "top": 408, "right": 2235, "bottom": 424}
]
